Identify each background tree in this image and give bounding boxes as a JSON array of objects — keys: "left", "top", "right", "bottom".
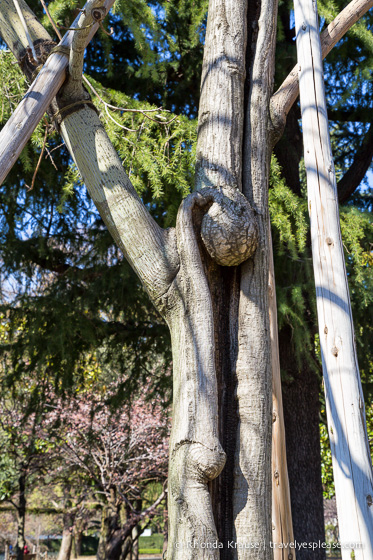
[
  {"left": 47, "top": 377, "right": 169, "bottom": 560},
  {"left": 0, "top": 376, "right": 55, "bottom": 560}
]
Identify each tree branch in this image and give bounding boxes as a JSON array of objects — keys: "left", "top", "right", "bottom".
[
  {"left": 0, "top": 0, "right": 180, "bottom": 304},
  {"left": 63, "top": 0, "right": 107, "bottom": 100},
  {"left": 270, "top": 0, "right": 373, "bottom": 140},
  {"left": 0, "top": 0, "right": 115, "bottom": 185},
  {"left": 106, "top": 489, "right": 166, "bottom": 555},
  {"left": 338, "top": 124, "right": 373, "bottom": 203}
]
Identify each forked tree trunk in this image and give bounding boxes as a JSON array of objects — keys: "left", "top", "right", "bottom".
[
  {"left": 294, "top": 0, "right": 373, "bottom": 557},
  {"left": 195, "top": 0, "right": 282, "bottom": 557}
]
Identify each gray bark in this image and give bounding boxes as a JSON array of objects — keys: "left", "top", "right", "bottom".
[
  {"left": 57, "top": 513, "right": 74, "bottom": 560},
  {"left": 233, "top": 0, "right": 278, "bottom": 556},
  {"left": 195, "top": 0, "right": 247, "bottom": 191}
]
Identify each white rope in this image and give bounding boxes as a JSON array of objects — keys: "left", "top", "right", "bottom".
[{"left": 12, "top": 0, "right": 38, "bottom": 61}]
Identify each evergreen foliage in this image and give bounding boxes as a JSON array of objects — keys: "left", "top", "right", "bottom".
[{"left": 0, "top": 49, "right": 196, "bottom": 398}]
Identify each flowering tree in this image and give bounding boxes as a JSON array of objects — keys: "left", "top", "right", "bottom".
[
  {"left": 0, "top": 378, "right": 55, "bottom": 560},
  {"left": 48, "top": 381, "right": 169, "bottom": 560}
]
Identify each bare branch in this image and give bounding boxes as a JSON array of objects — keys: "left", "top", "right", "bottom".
[
  {"left": 83, "top": 76, "right": 178, "bottom": 127},
  {"left": 39, "top": 0, "right": 62, "bottom": 40},
  {"left": 270, "top": 0, "right": 373, "bottom": 139},
  {"left": 25, "top": 122, "right": 49, "bottom": 191}
]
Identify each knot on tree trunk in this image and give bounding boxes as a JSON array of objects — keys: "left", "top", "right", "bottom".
[
  {"left": 186, "top": 442, "right": 226, "bottom": 483},
  {"left": 199, "top": 186, "right": 258, "bottom": 266}
]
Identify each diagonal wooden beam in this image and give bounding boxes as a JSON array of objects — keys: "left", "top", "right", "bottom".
[
  {"left": 270, "top": 0, "right": 373, "bottom": 140},
  {"left": 0, "top": 0, "right": 115, "bottom": 185}
]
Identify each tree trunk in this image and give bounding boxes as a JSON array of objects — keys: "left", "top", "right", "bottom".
[
  {"left": 193, "top": 0, "right": 279, "bottom": 557},
  {"left": 162, "top": 511, "right": 168, "bottom": 558},
  {"left": 280, "top": 327, "right": 326, "bottom": 560},
  {"left": 16, "top": 471, "right": 27, "bottom": 560},
  {"left": 97, "top": 507, "right": 109, "bottom": 560},
  {"left": 130, "top": 526, "right": 138, "bottom": 560},
  {"left": 57, "top": 513, "right": 74, "bottom": 560},
  {"left": 73, "top": 529, "right": 82, "bottom": 559},
  {"left": 96, "top": 492, "right": 123, "bottom": 560}
]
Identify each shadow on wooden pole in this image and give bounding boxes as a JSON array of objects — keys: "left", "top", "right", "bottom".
[{"left": 294, "top": 0, "right": 373, "bottom": 557}]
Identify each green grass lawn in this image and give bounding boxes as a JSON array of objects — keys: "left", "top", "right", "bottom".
[{"left": 138, "top": 534, "right": 164, "bottom": 554}]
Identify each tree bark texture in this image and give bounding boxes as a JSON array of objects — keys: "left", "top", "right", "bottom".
[
  {"left": 294, "top": 0, "right": 373, "bottom": 557},
  {"left": 280, "top": 328, "right": 326, "bottom": 560},
  {"left": 57, "top": 513, "right": 74, "bottom": 560},
  {"left": 232, "top": 0, "right": 278, "bottom": 555},
  {"left": 16, "top": 471, "right": 27, "bottom": 560},
  {"left": 194, "top": 0, "right": 282, "bottom": 557},
  {"left": 195, "top": 0, "right": 247, "bottom": 191}
]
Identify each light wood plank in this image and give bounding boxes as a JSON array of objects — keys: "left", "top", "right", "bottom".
[
  {"left": 271, "top": 0, "right": 373, "bottom": 130},
  {"left": 269, "top": 226, "right": 296, "bottom": 560},
  {"left": 0, "top": 0, "right": 115, "bottom": 185},
  {"left": 294, "top": 0, "right": 373, "bottom": 558}
]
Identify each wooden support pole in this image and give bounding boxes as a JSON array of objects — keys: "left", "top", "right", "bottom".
[
  {"left": 269, "top": 226, "right": 296, "bottom": 560},
  {"left": 0, "top": 0, "right": 115, "bottom": 186},
  {"left": 294, "top": 0, "right": 373, "bottom": 558},
  {"left": 271, "top": 0, "right": 373, "bottom": 133}
]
